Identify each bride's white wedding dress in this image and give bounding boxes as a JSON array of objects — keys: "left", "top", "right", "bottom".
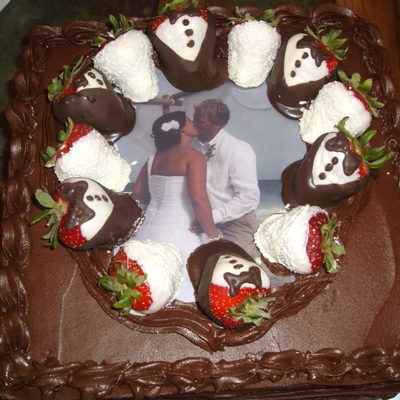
[{"left": 134, "top": 155, "right": 203, "bottom": 302}]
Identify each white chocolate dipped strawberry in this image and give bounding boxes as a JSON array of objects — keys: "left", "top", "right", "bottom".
[
  {"left": 93, "top": 15, "right": 158, "bottom": 102},
  {"left": 31, "top": 178, "right": 143, "bottom": 250},
  {"left": 254, "top": 205, "right": 344, "bottom": 274},
  {"left": 43, "top": 119, "right": 131, "bottom": 192},
  {"left": 300, "top": 72, "right": 383, "bottom": 144},
  {"left": 267, "top": 26, "right": 347, "bottom": 119},
  {"left": 227, "top": 9, "right": 281, "bottom": 88},
  {"left": 99, "top": 239, "right": 183, "bottom": 315}
]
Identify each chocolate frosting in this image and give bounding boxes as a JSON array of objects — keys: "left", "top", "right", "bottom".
[
  {"left": 148, "top": 8, "right": 227, "bottom": 91},
  {"left": 281, "top": 131, "right": 368, "bottom": 208},
  {"left": 52, "top": 66, "right": 136, "bottom": 144},
  {"left": 2, "top": 4, "right": 400, "bottom": 399}
]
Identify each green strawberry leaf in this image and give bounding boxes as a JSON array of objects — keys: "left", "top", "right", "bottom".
[
  {"left": 91, "top": 14, "right": 134, "bottom": 47},
  {"left": 99, "top": 275, "right": 125, "bottom": 292},
  {"left": 113, "top": 296, "right": 132, "bottom": 312},
  {"left": 229, "top": 294, "right": 273, "bottom": 327},
  {"left": 321, "top": 213, "right": 344, "bottom": 274},
  {"left": 34, "top": 189, "right": 58, "bottom": 209},
  {"left": 158, "top": 0, "right": 198, "bottom": 15},
  {"left": 358, "top": 129, "right": 377, "bottom": 145},
  {"left": 306, "top": 26, "right": 347, "bottom": 61},
  {"left": 337, "top": 71, "right": 384, "bottom": 117}
]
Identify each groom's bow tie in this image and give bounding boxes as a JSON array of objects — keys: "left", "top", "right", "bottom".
[{"left": 205, "top": 143, "right": 216, "bottom": 160}]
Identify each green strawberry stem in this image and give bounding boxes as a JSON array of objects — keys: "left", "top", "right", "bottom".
[
  {"left": 336, "top": 117, "right": 394, "bottom": 169},
  {"left": 91, "top": 14, "right": 134, "bottom": 47},
  {"left": 158, "top": 0, "right": 198, "bottom": 15},
  {"left": 306, "top": 26, "right": 347, "bottom": 61},
  {"left": 229, "top": 294, "right": 273, "bottom": 327},
  {"left": 337, "top": 71, "right": 384, "bottom": 117},
  {"left": 230, "top": 7, "right": 279, "bottom": 27},
  {"left": 99, "top": 264, "right": 147, "bottom": 315},
  {"left": 320, "top": 214, "right": 344, "bottom": 273},
  {"left": 30, "top": 189, "right": 68, "bottom": 249},
  {"left": 47, "top": 56, "right": 88, "bottom": 101},
  {"left": 41, "top": 118, "right": 75, "bottom": 167}
]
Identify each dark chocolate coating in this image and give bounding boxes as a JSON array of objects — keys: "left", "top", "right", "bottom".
[
  {"left": 267, "top": 35, "right": 335, "bottom": 120},
  {"left": 148, "top": 8, "right": 227, "bottom": 91},
  {"left": 58, "top": 179, "right": 143, "bottom": 250},
  {"left": 52, "top": 67, "right": 136, "bottom": 143},
  {"left": 281, "top": 131, "right": 368, "bottom": 208},
  {"left": 193, "top": 241, "right": 261, "bottom": 328}
]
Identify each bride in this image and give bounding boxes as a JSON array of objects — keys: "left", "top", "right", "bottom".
[{"left": 132, "top": 111, "right": 219, "bottom": 302}]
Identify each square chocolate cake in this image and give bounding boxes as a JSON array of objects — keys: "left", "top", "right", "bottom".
[{"left": 1, "top": 2, "right": 400, "bottom": 399}]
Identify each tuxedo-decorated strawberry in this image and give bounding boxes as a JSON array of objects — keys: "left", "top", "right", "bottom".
[
  {"left": 147, "top": 0, "right": 226, "bottom": 91},
  {"left": 188, "top": 240, "right": 271, "bottom": 328},
  {"left": 99, "top": 239, "right": 183, "bottom": 315},
  {"left": 31, "top": 178, "right": 144, "bottom": 250},
  {"left": 228, "top": 8, "right": 281, "bottom": 88},
  {"left": 267, "top": 26, "right": 347, "bottom": 119},
  {"left": 255, "top": 205, "right": 344, "bottom": 274},
  {"left": 93, "top": 14, "right": 158, "bottom": 102},
  {"left": 43, "top": 118, "right": 131, "bottom": 192},
  {"left": 300, "top": 71, "right": 383, "bottom": 144},
  {"left": 48, "top": 57, "right": 135, "bottom": 144},
  {"left": 282, "top": 118, "right": 394, "bottom": 208}
]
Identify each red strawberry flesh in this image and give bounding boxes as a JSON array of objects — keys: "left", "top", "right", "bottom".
[
  {"left": 59, "top": 85, "right": 77, "bottom": 99},
  {"left": 306, "top": 212, "right": 328, "bottom": 271},
  {"left": 316, "top": 41, "right": 338, "bottom": 73},
  {"left": 56, "top": 124, "right": 92, "bottom": 158},
  {"left": 209, "top": 283, "right": 269, "bottom": 328}
]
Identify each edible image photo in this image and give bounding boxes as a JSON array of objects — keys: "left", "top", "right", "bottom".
[{"left": 117, "top": 71, "right": 307, "bottom": 301}]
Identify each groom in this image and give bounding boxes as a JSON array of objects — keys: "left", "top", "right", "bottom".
[{"left": 190, "top": 99, "right": 260, "bottom": 259}]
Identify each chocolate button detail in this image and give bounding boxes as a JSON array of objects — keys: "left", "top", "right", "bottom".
[
  {"left": 295, "top": 60, "right": 301, "bottom": 68},
  {"left": 332, "top": 157, "right": 339, "bottom": 165},
  {"left": 95, "top": 195, "right": 101, "bottom": 200},
  {"left": 234, "top": 264, "right": 244, "bottom": 269},
  {"left": 319, "top": 172, "right": 326, "bottom": 180},
  {"left": 102, "top": 195, "right": 108, "bottom": 202},
  {"left": 96, "top": 79, "right": 104, "bottom": 86},
  {"left": 187, "top": 40, "right": 195, "bottom": 48},
  {"left": 302, "top": 52, "right": 309, "bottom": 59},
  {"left": 86, "top": 195, "right": 94, "bottom": 201},
  {"left": 182, "top": 19, "right": 189, "bottom": 26},
  {"left": 185, "top": 29, "right": 193, "bottom": 37},
  {"left": 325, "top": 163, "right": 333, "bottom": 171}
]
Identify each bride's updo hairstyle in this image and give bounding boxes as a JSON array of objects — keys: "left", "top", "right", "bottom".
[{"left": 152, "top": 111, "right": 187, "bottom": 151}]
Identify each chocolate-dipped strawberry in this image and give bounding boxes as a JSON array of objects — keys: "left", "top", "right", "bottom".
[
  {"left": 99, "top": 239, "right": 183, "bottom": 315},
  {"left": 255, "top": 205, "right": 344, "bottom": 274},
  {"left": 282, "top": 118, "right": 394, "bottom": 208},
  {"left": 228, "top": 8, "right": 281, "bottom": 88},
  {"left": 147, "top": 0, "right": 226, "bottom": 91},
  {"left": 48, "top": 57, "right": 135, "bottom": 144},
  {"left": 31, "top": 178, "right": 144, "bottom": 250},
  {"left": 93, "top": 15, "right": 158, "bottom": 103},
  {"left": 188, "top": 240, "right": 271, "bottom": 328},
  {"left": 300, "top": 72, "right": 384, "bottom": 144},
  {"left": 267, "top": 26, "right": 347, "bottom": 119},
  {"left": 43, "top": 119, "right": 131, "bottom": 192}
]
